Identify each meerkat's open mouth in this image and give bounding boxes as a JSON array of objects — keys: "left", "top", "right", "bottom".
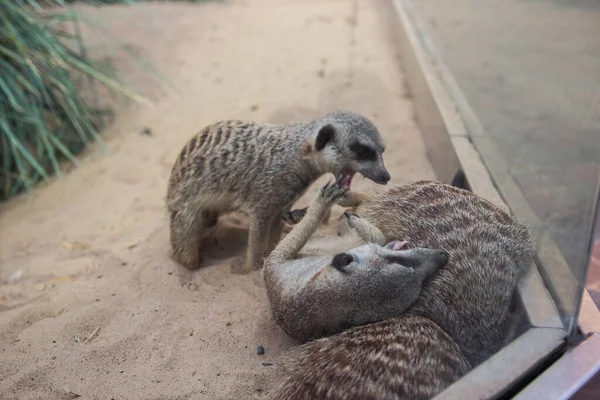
[
  {"left": 336, "top": 170, "right": 356, "bottom": 188},
  {"left": 383, "top": 240, "right": 410, "bottom": 251},
  {"left": 392, "top": 241, "right": 409, "bottom": 250},
  {"left": 390, "top": 241, "right": 409, "bottom": 251}
]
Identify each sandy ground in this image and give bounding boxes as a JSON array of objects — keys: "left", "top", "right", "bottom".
[{"left": 0, "top": 1, "right": 435, "bottom": 399}]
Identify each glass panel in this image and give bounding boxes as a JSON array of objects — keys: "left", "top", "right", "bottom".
[{"left": 405, "top": 0, "right": 600, "bottom": 333}]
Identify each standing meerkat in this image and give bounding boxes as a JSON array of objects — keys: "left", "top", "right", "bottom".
[
  {"left": 166, "top": 110, "right": 390, "bottom": 273},
  {"left": 266, "top": 181, "right": 535, "bottom": 400},
  {"left": 264, "top": 177, "right": 449, "bottom": 343}
]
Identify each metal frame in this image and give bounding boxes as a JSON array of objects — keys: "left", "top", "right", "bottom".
[
  {"left": 513, "top": 333, "right": 600, "bottom": 399},
  {"left": 389, "top": 0, "right": 600, "bottom": 397}
]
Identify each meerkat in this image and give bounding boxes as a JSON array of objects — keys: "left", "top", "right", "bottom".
[
  {"left": 264, "top": 177, "right": 449, "bottom": 343},
  {"left": 265, "top": 181, "right": 535, "bottom": 400},
  {"left": 166, "top": 110, "right": 391, "bottom": 273}
]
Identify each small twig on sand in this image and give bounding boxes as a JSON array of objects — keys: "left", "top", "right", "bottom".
[
  {"left": 43, "top": 277, "right": 76, "bottom": 291},
  {"left": 124, "top": 241, "right": 139, "bottom": 250},
  {"left": 61, "top": 241, "right": 90, "bottom": 250},
  {"left": 61, "top": 386, "right": 81, "bottom": 398},
  {"left": 83, "top": 327, "right": 100, "bottom": 345}
]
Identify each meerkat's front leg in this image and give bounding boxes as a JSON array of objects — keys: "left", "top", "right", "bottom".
[
  {"left": 343, "top": 212, "right": 386, "bottom": 245},
  {"left": 231, "top": 212, "right": 271, "bottom": 273},
  {"left": 169, "top": 207, "right": 205, "bottom": 270},
  {"left": 269, "top": 178, "right": 350, "bottom": 264}
]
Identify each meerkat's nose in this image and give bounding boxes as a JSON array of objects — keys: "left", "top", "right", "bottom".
[
  {"left": 376, "top": 170, "right": 391, "bottom": 184},
  {"left": 343, "top": 212, "right": 359, "bottom": 221}
]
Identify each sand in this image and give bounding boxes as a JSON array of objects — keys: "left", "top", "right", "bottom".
[{"left": 0, "top": 1, "right": 435, "bottom": 399}]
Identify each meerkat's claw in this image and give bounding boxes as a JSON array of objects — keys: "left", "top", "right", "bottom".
[
  {"left": 320, "top": 179, "right": 350, "bottom": 204},
  {"left": 334, "top": 173, "right": 350, "bottom": 189},
  {"left": 343, "top": 212, "right": 360, "bottom": 221},
  {"left": 343, "top": 212, "right": 362, "bottom": 229},
  {"left": 282, "top": 208, "right": 308, "bottom": 224},
  {"left": 321, "top": 179, "right": 334, "bottom": 192}
]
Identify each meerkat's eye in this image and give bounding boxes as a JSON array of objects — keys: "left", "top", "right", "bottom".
[
  {"left": 350, "top": 142, "right": 377, "bottom": 161},
  {"left": 331, "top": 253, "right": 354, "bottom": 272}
]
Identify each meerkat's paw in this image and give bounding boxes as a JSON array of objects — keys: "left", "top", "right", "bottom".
[
  {"left": 230, "top": 256, "right": 248, "bottom": 274},
  {"left": 343, "top": 212, "right": 361, "bottom": 228},
  {"left": 336, "top": 190, "right": 351, "bottom": 205},
  {"left": 172, "top": 249, "right": 203, "bottom": 271},
  {"left": 282, "top": 207, "right": 308, "bottom": 225},
  {"left": 230, "top": 255, "right": 262, "bottom": 274},
  {"left": 282, "top": 223, "right": 294, "bottom": 234},
  {"left": 319, "top": 176, "right": 350, "bottom": 205}
]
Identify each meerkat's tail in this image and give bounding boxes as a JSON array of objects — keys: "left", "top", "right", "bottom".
[{"left": 450, "top": 169, "right": 471, "bottom": 191}]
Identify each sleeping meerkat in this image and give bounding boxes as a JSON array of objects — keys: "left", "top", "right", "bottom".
[
  {"left": 166, "top": 110, "right": 390, "bottom": 273},
  {"left": 264, "top": 176, "right": 449, "bottom": 343},
  {"left": 265, "top": 181, "right": 534, "bottom": 400}
]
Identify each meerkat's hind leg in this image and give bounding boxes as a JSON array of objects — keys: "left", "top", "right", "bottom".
[
  {"left": 232, "top": 212, "right": 271, "bottom": 273},
  {"left": 203, "top": 209, "right": 219, "bottom": 229},
  {"left": 266, "top": 212, "right": 285, "bottom": 255},
  {"left": 169, "top": 207, "right": 206, "bottom": 270}
]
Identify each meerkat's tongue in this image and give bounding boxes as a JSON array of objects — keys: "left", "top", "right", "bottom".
[
  {"left": 344, "top": 170, "right": 356, "bottom": 186},
  {"left": 392, "top": 241, "right": 409, "bottom": 251}
]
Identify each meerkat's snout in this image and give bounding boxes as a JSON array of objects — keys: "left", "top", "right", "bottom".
[
  {"left": 367, "top": 161, "right": 391, "bottom": 185},
  {"left": 355, "top": 162, "right": 391, "bottom": 185},
  {"left": 375, "top": 169, "right": 391, "bottom": 185},
  {"left": 433, "top": 249, "right": 449, "bottom": 267}
]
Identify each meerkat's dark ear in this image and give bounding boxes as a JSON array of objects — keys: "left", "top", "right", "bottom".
[{"left": 315, "top": 124, "right": 335, "bottom": 151}]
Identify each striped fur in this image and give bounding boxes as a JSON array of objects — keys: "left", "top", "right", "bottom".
[
  {"left": 264, "top": 182, "right": 448, "bottom": 344},
  {"left": 266, "top": 181, "right": 534, "bottom": 399},
  {"left": 166, "top": 111, "right": 389, "bottom": 272}
]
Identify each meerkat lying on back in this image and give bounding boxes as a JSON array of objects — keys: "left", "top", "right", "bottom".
[
  {"left": 166, "top": 110, "right": 390, "bottom": 273},
  {"left": 264, "top": 176, "right": 449, "bottom": 343},
  {"left": 267, "top": 181, "right": 534, "bottom": 400}
]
